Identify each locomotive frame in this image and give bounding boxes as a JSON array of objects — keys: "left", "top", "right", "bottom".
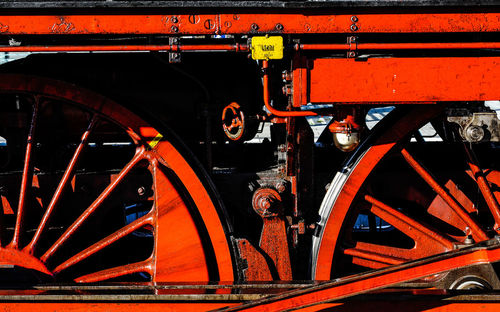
[{"left": 1, "top": 1, "right": 500, "bottom": 311}]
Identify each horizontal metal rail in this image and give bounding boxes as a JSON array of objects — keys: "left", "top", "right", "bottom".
[
  {"left": 0, "top": 41, "right": 498, "bottom": 54},
  {"left": 223, "top": 238, "right": 500, "bottom": 311},
  {"left": 0, "top": 44, "right": 248, "bottom": 53},
  {"left": 298, "top": 42, "right": 500, "bottom": 51}
]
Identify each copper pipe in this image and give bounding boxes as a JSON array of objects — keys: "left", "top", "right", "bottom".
[{"left": 262, "top": 60, "right": 317, "bottom": 117}]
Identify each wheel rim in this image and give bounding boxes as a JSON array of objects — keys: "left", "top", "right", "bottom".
[
  {"left": 313, "top": 104, "right": 500, "bottom": 281},
  {"left": 0, "top": 74, "right": 234, "bottom": 283}
]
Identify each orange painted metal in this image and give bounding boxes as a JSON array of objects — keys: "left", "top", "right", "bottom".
[
  {"left": 0, "top": 13, "right": 498, "bottom": 35},
  {"left": 314, "top": 105, "right": 446, "bottom": 280},
  {"left": 4, "top": 291, "right": 500, "bottom": 312},
  {"left": 8, "top": 99, "right": 38, "bottom": 249},
  {"left": 0, "top": 74, "right": 234, "bottom": 284},
  {"left": 342, "top": 194, "right": 454, "bottom": 267},
  {"left": 306, "top": 57, "right": 500, "bottom": 104},
  {"left": 400, "top": 148, "right": 489, "bottom": 242},
  {"left": 299, "top": 42, "right": 500, "bottom": 51},
  {"left": 0, "top": 302, "right": 240, "bottom": 312},
  {"left": 463, "top": 144, "right": 500, "bottom": 232},
  {"left": 231, "top": 240, "right": 500, "bottom": 311},
  {"left": 263, "top": 60, "right": 317, "bottom": 117},
  {"left": 0, "top": 44, "right": 248, "bottom": 53}
]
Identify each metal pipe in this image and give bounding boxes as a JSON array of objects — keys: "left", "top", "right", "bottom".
[
  {"left": 262, "top": 60, "right": 317, "bottom": 117},
  {"left": 0, "top": 44, "right": 249, "bottom": 53},
  {"left": 298, "top": 42, "right": 500, "bottom": 51}
]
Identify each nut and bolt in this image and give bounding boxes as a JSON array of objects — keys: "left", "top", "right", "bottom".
[
  {"left": 282, "top": 70, "right": 292, "bottom": 82},
  {"left": 171, "top": 25, "right": 179, "bottom": 33},
  {"left": 282, "top": 84, "right": 292, "bottom": 96},
  {"left": 260, "top": 198, "right": 272, "bottom": 210},
  {"left": 465, "top": 125, "right": 485, "bottom": 142},
  {"left": 171, "top": 16, "right": 179, "bottom": 23},
  {"left": 351, "top": 16, "right": 359, "bottom": 23},
  {"left": 350, "top": 24, "right": 358, "bottom": 32},
  {"left": 348, "top": 51, "right": 357, "bottom": 58},
  {"left": 275, "top": 181, "right": 287, "bottom": 193},
  {"left": 251, "top": 23, "right": 259, "bottom": 31},
  {"left": 138, "top": 186, "right": 146, "bottom": 196},
  {"left": 275, "top": 23, "right": 284, "bottom": 31}
]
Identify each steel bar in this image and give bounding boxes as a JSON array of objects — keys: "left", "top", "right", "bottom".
[
  {"left": 299, "top": 42, "right": 500, "bottom": 51},
  {"left": 0, "top": 44, "right": 248, "bottom": 53},
  {"left": 225, "top": 238, "right": 500, "bottom": 312}
]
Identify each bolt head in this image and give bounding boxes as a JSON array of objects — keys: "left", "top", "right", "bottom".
[
  {"left": 137, "top": 186, "right": 146, "bottom": 196},
  {"left": 465, "top": 125, "right": 485, "bottom": 142}
]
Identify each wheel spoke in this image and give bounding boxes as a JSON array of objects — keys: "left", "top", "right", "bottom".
[
  {"left": 40, "top": 146, "right": 146, "bottom": 262},
  {"left": 25, "top": 115, "right": 98, "bottom": 254},
  {"left": 463, "top": 143, "right": 500, "bottom": 231},
  {"left": 365, "top": 195, "right": 454, "bottom": 250},
  {"left": 53, "top": 212, "right": 153, "bottom": 274},
  {"left": 74, "top": 259, "right": 153, "bottom": 283},
  {"left": 9, "top": 97, "right": 39, "bottom": 249},
  {"left": 343, "top": 244, "right": 407, "bottom": 268},
  {"left": 400, "top": 148, "right": 489, "bottom": 241}
]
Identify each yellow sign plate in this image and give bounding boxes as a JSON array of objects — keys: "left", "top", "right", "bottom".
[{"left": 251, "top": 36, "right": 283, "bottom": 60}]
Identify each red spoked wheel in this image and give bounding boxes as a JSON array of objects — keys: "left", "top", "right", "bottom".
[
  {"left": 0, "top": 74, "right": 234, "bottom": 283},
  {"left": 312, "top": 104, "right": 500, "bottom": 287}
]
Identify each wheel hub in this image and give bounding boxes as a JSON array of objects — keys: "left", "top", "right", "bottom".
[{"left": 0, "top": 247, "right": 51, "bottom": 276}]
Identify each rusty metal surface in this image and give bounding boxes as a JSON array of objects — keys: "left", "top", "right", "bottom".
[{"left": 226, "top": 238, "right": 500, "bottom": 311}]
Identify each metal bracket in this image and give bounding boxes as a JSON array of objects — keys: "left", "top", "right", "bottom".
[
  {"left": 168, "top": 37, "right": 181, "bottom": 63},
  {"left": 347, "top": 36, "right": 358, "bottom": 58}
]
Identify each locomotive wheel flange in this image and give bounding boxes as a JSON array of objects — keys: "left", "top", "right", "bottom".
[{"left": 0, "top": 74, "right": 235, "bottom": 284}]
